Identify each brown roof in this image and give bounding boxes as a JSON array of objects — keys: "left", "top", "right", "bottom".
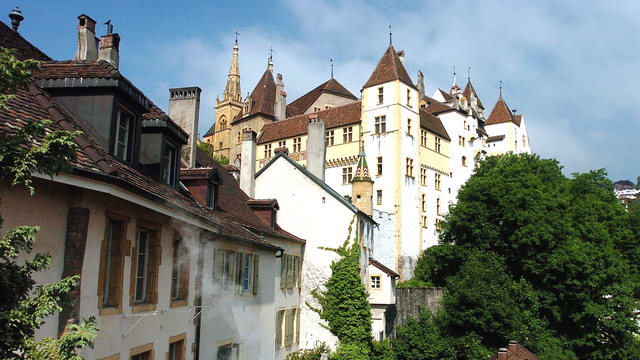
[
  {"left": 258, "top": 101, "right": 361, "bottom": 144},
  {"left": 0, "top": 84, "right": 216, "bottom": 224},
  {"left": 515, "top": 114, "right": 523, "bottom": 126},
  {"left": 369, "top": 259, "right": 399, "bottom": 278},
  {"left": 286, "top": 78, "right": 357, "bottom": 117},
  {"left": 437, "top": 88, "right": 453, "bottom": 101},
  {"left": 462, "top": 81, "right": 484, "bottom": 109},
  {"left": 487, "top": 134, "right": 505, "bottom": 143},
  {"left": 0, "top": 20, "right": 52, "bottom": 61},
  {"left": 487, "top": 342, "right": 540, "bottom": 360},
  {"left": 239, "top": 68, "right": 276, "bottom": 121},
  {"left": 35, "top": 60, "right": 121, "bottom": 79},
  {"left": 363, "top": 45, "right": 415, "bottom": 89},
  {"left": 420, "top": 109, "right": 450, "bottom": 141},
  {"left": 422, "top": 95, "right": 454, "bottom": 115},
  {"left": 486, "top": 95, "right": 519, "bottom": 126}
]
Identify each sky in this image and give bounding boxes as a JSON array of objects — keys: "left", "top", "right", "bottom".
[{"left": 9, "top": 0, "right": 640, "bottom": 182}]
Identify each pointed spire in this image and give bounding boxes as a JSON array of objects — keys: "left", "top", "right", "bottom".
[
  {"left": 389, "top": 25, "right": 392, "bottom": 46},
  {"left": 453, "top": 66, "right": 457, "bottom": 87},
  {"left": 499, "top": 80, "right": 503, "bottom": 99},
  {"left": 268, "top": 47, "right": 274, "bottom": 71},
  {"left": 330, "top": 59, "right": 334, "bottom": 79},
  {"left": 467, "top": 67, "right": 470, "bottom": 82},
  {"left": 352, "top": 149, "right": 372, "bottom": 182},
  {"left": 363, "top": 45, "right": 415, "bottom": 89},
  {"left": 224, "top": 36, "right": 241, "bottom": 103}
]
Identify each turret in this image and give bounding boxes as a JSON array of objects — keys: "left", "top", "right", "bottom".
[{"left": 351, "top": 150, "right": 374, "bottom": 217}]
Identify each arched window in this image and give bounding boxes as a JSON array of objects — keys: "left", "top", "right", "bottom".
[
  {"left": 462, "top": 156, "right": 467, "bottom": 167},
  {"left": 218, "top": 115, "right": 227, "bottom": 130}
]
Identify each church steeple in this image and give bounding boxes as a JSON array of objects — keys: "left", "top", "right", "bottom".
[{"left": 224, "top": 38, "right": 242, "bottom": 103}]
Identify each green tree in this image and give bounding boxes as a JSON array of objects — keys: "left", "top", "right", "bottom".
[
  {"left": 197, "top": 142, "right": 229, "bottom": 165},
  {"left": 0, "top": 47, "right": 98, "bottom": 359},
  {"left": 411, "top": 153, "right": 640, "bottom": 359}
]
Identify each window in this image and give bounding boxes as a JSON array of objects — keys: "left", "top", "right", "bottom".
[
  {"left": 219, "top": 115, "right": 227, "bottom": 130},
  {"left": 420, "top": 129, "right": 427, "bottom": 147},
  {"left": 462, "top": 156, "right": 467, "bottom": 167},
  {"left": 437, "top": 198, "right": 441, "bottom": 215},
  {"left": 276, "top": 309, "right": 285, "bottom": 349},
  {"left": 115, "top": 108, "right": 135, "bottom": 162},
  {"left": 435, "top": 137, "right": 441, "bottom": 153},
  {"left": 407, "top": 89, "right": 411, "bottom": 107},
  {"left": 99, "top": 214, "right": 127, "bottom": 312},
  {"left": 213, "top": 249, "right": 234, "bottom": 293},
  {"left": 420, "top": 168, "right": 427, "bottom": 186},
  {"left": 217, "top": 343, "right": 240, "bottom": 360},
  {"left": 313, "top": 106, "right": 321, "bottom": 112},
  {"left": 371, "top": 275, "right": 381, "bottom": 289},
  {"left": 213, "top": 249, "right": 259, "bottom": 295},
  {"left": 378, "top": 87, "right": 384, "bottom": 104},
  {"left": 237, "top": 132, "right": 241, "bottom": 145},
  {"left": 421, "top": 193, "right": 426, "bottom": 212},
  {"left": 458, "top": 136, "right": 462, "bottom": 146},
  {"left": 407, "top": 118, "right": 412, "bottom": 136},
  {"left": 207, "top": 182, "right": 218, "bottom": 209},
  {"left": 280, "top": 254, "right": 300, "bottom": 289},
  {"left": 293, "top": 137, "right": 301, "bottom": 152},
  {"left": 342, "top": 167, "right": 353, "bottom": 184},
  {"left": 131, "top": 226, "right": 161, "bottom": 307},
  {"left": 374, "top": 116, "right": 386, "bottom": 134},
  {"left": 278, "top": 140, "right": 287, "bottom": 148},
  {"left": 171, "top": 238, "right": 189, "bottom": 305},
  {"left": 130, "top": 344, "right": 153, "bottom": 360},
  {"left": 435, "top": 173, "right": 441, "bottom": 190},
  {"left": 377, "top": 156, "right": 383, "bottom": 175},
  {"left": 376, "top": 189, "right": 382, "bottom": 205},
  {"left": 406, "top": 158, "right": 414, "bottom": 177},
  {"left": 325, "top": 105, "right": 333, "bottom": 110},
  {"left": 463, "top": 120, "right": 467, "bottom": 130},
  {"left": 343, "top": 126, "right": 353, "bottom": 143},
  {"left": 435, "top": 218, "right": 443, "bottom": 230},
  {"left": 523, "top": 135, "right": 526, "bottom": 148},
  {"left": 163, "top": 142, "right": 177, "bottom": 186},
  {"left": 462, "top": 136, "right": 466, "bottom": 147},
  {"left": 325, "top": 130, "right": 334, "bottom": 146},
  {"left": 422, "top": 215, "right": 428, "bottom": 228},
  {"left": 264, "top": 144, "right": 272, "bottom": 158},
  {"left": 515, "top": 140, "right": 518, "bottom": 151},
  {"left": 168, "top": 335, "right": 186, "bottom": 360}
]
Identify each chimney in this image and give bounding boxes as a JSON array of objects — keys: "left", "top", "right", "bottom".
[
  {"left": 508, "top": 340, "right": 518, "bottom": 354},
  {"left": 497, "top": 348, "right": 508, "bottom": 360},
  {"left": 169, "top": 87, "right": 202, "bottom": 168},
  {"left": 397, "top": 50, "right": 405, "bottom": 66},
  {"left": 274, "top": 73, "right": 287, "bottom": 120},
  {"left": 306, "top": 115, "right": 326, "bottom": 182},
  {"left": 417, "top": 70, "right": 425, "bottom": 99},
  {"left": 74, "top": 14, "right": 99, "bottom": 61},
  {"left": 98, "top": 31, "right": 120, "bottom": 68},
  {"left": 240, "top": 130, "right": 257, "bottom": 198}
]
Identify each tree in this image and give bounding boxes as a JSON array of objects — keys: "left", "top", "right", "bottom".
[
  {"left": 0, "top": 47, "right": 98, "bottom": 359},
  {"left": 411, "top": 153, "right": 640, "bottom": 359}
]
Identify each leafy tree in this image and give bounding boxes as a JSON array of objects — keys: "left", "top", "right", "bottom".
[
  {"left": 411, "top": 153, "right": 640, "bottom": 359},
  {"left": 0, "top": 47, "right": 98, "bottom": 358},
  {"left": 285, "top": 341, "right": 331, "bottom": 360},
  {"left": 197, "top": 141, "right": 229, "bottom": 164}
]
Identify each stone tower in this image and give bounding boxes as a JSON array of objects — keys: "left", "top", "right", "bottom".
[
  {"left": 209, "top": 39, "right": 243, "bottom": 161},
  {"left": 351, "top": 149, "right": 374, "bottom": 216},
  {"left": 169, "top": 86, "right": 201, "bottom": 168}
]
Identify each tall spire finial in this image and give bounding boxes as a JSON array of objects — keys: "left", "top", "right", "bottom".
[
  {"left": 268, "top": 47, "right": 274, "bottom": 70},
  {"left": 468, "top": 67, "right": 471, "bottom": 82},
  {"left": 389, "top": 25, "right": 392, "bottom": 46},
  {"left": 453, "top": 66, "right": 457, "bottom": 85},
  {"left": 330, "top": 59, "right": 334, "bottom": 79},
  {"left": 499, "top": 80, "right": 503, "bottom": 98},
  {"left": 234, "top": 29, "right": 240, "bottom": 44}
]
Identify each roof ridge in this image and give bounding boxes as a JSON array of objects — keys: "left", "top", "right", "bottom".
[{"left": 363, "top": 45, "right": 415, "bottom": 89}]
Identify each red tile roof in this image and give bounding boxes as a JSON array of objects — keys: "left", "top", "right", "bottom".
[
  {"left": 241, "top": 68, "right": 276, "bottom": 120},
  {"left": 0, "top": 20, "right": 51, "bottom": 61},
  {"left": 286, "top": 78, "right": 357, "bottom": 117},
  {"left": 258, "top": 101, "right": 361, "bottom": 144},
  {"left": 363, "top": 45, "right": 415, "bottom": 89},
  {"left": 437, "top": 88, "right": 453, "bottom": 101},
  {"left": 487, "top": 134, "right": 505, "bottom": 143},
  {"left": 463, "top": 81, "right": 484, "bottom": 109},
  {"left": 422, "top": 95, "right": 454, "bottom": 115},
  {"left": 486, "top": 95, "right": 520, "bottom": 126},
  {"left": 487, "top": 342, "right": 540, "bottom": 360},
  {"left": 420, "top": 109, "right": 450, "bottom": 141},
  {"left": 35, "top": 60, "right": 121, "bottom": 79}
]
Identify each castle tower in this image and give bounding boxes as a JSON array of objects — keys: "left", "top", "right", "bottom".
[
  {"left": 204, "top": 39, "right": 243, "bottom": 161},
  {"left": 351, "top": 149, "right": 374, "bottom": 217}
]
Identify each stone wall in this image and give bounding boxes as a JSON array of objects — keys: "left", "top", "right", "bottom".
[{"left": 389, "top": 287, "right": 445, "bottom": 338}]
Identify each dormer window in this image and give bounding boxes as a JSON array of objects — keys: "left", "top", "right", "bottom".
[
  {"left": 162, "top": 142, "right": 178, "bottom": 186},
  {"left": 115, "top": 108, "right": 135, "bottom": 162},
  {"left": 207, "top": 182, "right": 218, "bottom": 210}
]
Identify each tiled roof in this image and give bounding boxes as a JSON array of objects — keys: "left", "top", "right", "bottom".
[
  {"left": 239, "top": 68, "right": 276, "bottom": 121},
  {"left": 463, "top": 81, "right": 484, "bottom": 109},
  {"left": 203, "top": 123, "right": 216, "bottom": 137},
  {"left": 35, "top": 60, "right": 121, "bottom": 79},
  {"left": 286, "top": 78, "right": 357, "bottom": 117},
  {"left": 515, "top": 114, "right": 523, "bottom": 126},
  {"left": 487, "top": 342, "right": 540, "bottom": 360},
  {"left": 1, "top": 83, "right": 217, "bottom": 225},
  {"left": 258, "top": 101, "right": 361, "bottom": 144},
  {"left": 142, "top": 104, "right": 189, "bottom": 142},
  {"left": 370, "top": 259, "right": 399, "bottom": 278},
  {"left": 437, "top": 88, "right": 453, "bottom": 101},
  {"left": 0, "top": 20, "right": 51, "bottom": 61},
  {"left": 420, "top": 109, "right": 450, "bottom": 141},
  {"left": 476, "top": 127, "right": 488, "bottom": 137},
  {"left": 363, "top": 45, "right": 415, "bottom": 89},
  {"left": 422, "top": 95, "right": 454, "bottom": 115},
  {"left": 487, "top": 134, "right": 505, "bottom": 143},
  {"left": 486, "top": 95, "right": 519, "bottom": 126}
]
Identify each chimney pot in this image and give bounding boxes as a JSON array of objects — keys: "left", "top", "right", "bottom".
[
  {"left": 240, "top": 130, "right": 257, "bottom": 198},
  {"left": 497, "top": 347, "right": 508, "bottom": 360},
  {"left": 98, "top": 33, "right": 120, "bottom": 68},
  {"left": 306, "top": 117, "right": 326, "bottom": 182},
  {"left": 8, "top": 6, "right": 24, "bottom": 32},
  {"left": 74, "top": 14, "right": 99, "bottom": 61}
]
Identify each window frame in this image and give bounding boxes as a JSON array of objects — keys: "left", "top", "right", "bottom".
[
  {"left": 130, "top": 220, "right": 162, "bottom": 312},
  {"left": 170, "top": 237, "right": 190, "bottom": 307},
  {"left": 377, "top": 156, "right": 383, "bottom": 176},
  {"left": 378, "top": 87, "right": 384, "bottom": 104},
  {"left": 114, "top": 107, "right": 135, "bottom": 162},
  {"left": 376, "top": 189, "right": 383, "bottom": 206},
  {"left": 374, "top": 116, "right": 387, "bottom": 134},
  {"left": 342, "top": 166, "right": 353, "bottom": 185},
  {"left": 98, "top": 212, "right": 130, "bottom": 315},
  {"left": 371, "top": 275, "right": 381, "bottom": 290},
  {"left": 343, "top": 126, "right": 353, "bottom": 143}
]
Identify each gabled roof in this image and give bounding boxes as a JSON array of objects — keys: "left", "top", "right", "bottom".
[
  {"left": 286, "top": 78, "right": 357, "bottom": 117},
  {"left": 258, "top": 101, "right": 361, "bottom": 144},
  {"left": 437, "top": 88, "right": 453, "bottom": 101},
  {"left": 0, "top": 20, "right": 51, "bottom": 61},
  {"left": 363, "top": 45, "right": 415, "bottom": 89},
  {"left": 369, "top": 259, "right": 399, "bottom": 278},
  {"left": 487, "top": 134, "right": 505, "bottom": 143},
  {"left": 236, "top": 68, "right": 276, "bottom": 122},
  {"left": 486, "top": 95, "right": 518, "bottom": 126},
  {"left": 255, "top": 152, "right": 376, "bottom": 226},
  {"left": 462, "top": 81, "right": 484, "bottom": 109},
  {"left": 420, "top": 109, "right": 450, "bottom": 141},
  {"left": 142, "top": 105, "right": 189, "bottom": 144},
  {"left": 421, "top": 95, "right": 456, "bottom": 115}
]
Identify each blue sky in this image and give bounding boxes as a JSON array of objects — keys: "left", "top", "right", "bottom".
[{"left": 10, "top": 0, "right": 640, "bottom": 182}]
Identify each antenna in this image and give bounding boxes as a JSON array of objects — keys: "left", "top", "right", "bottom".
[
  {"left": 234, "top": 29, "right": 240, "bottom": 43},
  {"left": 389, "top": 25, "right": 392, "bottom": 46},
  {"left": 330, "top": 59, "right": 334, "bottom": 79}
]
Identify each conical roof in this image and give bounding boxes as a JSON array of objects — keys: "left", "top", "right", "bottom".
[
  {"left": 352, "top": 150, "right": 372, "bottom": 182},
  {"left": 485, "top": 94, "right": 517, "bottom": 126},
  {"left": 245, "top": 68, "right": 276, "bottom": 118},
  {"left": 363, "top": 45, "right": 415, "bottom": 89},
  {"left": 462, "top": 81, "right": 484, "bottom": 109}
]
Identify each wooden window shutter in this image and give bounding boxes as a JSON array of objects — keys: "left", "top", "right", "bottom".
[
  {"left": 252, "top": 254, "right": 259, "bottom": 295},
  {"left": 213, "top": 249, "right": 223, "bottom": 296},
  {"left": 286, "top": 255, "right": 294, "bottom": 289},
  {"left": 296, "top": 256, "right": 301, "bottom": 288},
  {"left": 295, "top": 307, "right": 300, "bottom": 343},
  {"left": 285, "top": 309, "right": 293, "bottom": 346},
  {"left": 275, "top": 310, "right": 284, "bottom": 348},
  {"left": 178, "top": 247, "right": 190, "bottom": 301},
  {"left": 235, "top": 252, "right": 243, "bottom": 293},
  {"left": 146, "top": 241, "right": 162, "bottom": 304},
  {"left": 280, "top": 254, "right": 287, "bottom": 289}
]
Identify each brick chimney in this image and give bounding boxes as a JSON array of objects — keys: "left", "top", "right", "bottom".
[
  {"left": 274, "top": 73, "right": 287, "bottom": 120},
  {"left": 508, "top": 340, "right": 518, "bottom": 355},
  {"left": 240, "top": 130, "right": 257, "bottom": 198},
  {"left": 497, "top": 348, "right": 508, "bottom": 360},
  {"left": 169, "top": 87, "right": 201, "bottom": 168},
  {"left": 73, "top": 14, "right": 99, "bottom": 61},
  {"left": 98, "top": 31, "right": 120, "bottom": 68},
  {"left": 306, "top": 115, "right": 326, "bottom": 182}
]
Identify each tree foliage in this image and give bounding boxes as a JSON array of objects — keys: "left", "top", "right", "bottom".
[
  {"left": 409, "top": 153, "right": 640, "bottom": 359},
  {"left": 0, "top": 46, "right": 97, "bottom": 359}
]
